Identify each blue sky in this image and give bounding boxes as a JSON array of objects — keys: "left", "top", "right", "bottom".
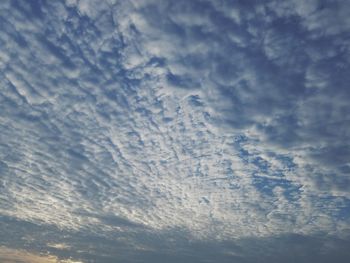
[{"left": 0, "top": 0, "right": 350, "bottom": 262}]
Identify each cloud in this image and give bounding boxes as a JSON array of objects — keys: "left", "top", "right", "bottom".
[
  {"left": 1, "top": 215, "right": 350, "bottom": 263},
  {"left": 0, "top": 0, "right": 349, "bottom": 262},
  {"left": 0, "top": 246, "right": 82, "bottom": 263}
]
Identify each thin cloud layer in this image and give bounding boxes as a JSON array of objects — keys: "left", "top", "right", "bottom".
[{"left": 0, "top": 0, "right": 349, "bottom": 262}]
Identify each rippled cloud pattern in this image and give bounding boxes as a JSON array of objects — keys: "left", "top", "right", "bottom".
[{"left": 1, "top": 0, "right": 350, "bottom": 262}]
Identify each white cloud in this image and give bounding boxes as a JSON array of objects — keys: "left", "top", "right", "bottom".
[{"left": 0, "top": 0, "right": 349, "bottom": 262}]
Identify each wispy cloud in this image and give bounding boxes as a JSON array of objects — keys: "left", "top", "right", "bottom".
[{"left": 0, "top": 246, "right": 83, "bottom": 263}]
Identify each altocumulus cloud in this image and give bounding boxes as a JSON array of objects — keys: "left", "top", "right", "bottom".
[{"left": 0, "top": 0, "right": 350, "bottom": 262}]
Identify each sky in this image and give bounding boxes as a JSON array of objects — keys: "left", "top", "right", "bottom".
[{"left": 0, "top": 0, "right": 350, "bottom": 262}]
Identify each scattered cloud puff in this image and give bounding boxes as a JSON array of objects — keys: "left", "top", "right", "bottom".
[{"left": 0, "top": 0, "right": 350, "bottom": 262}]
